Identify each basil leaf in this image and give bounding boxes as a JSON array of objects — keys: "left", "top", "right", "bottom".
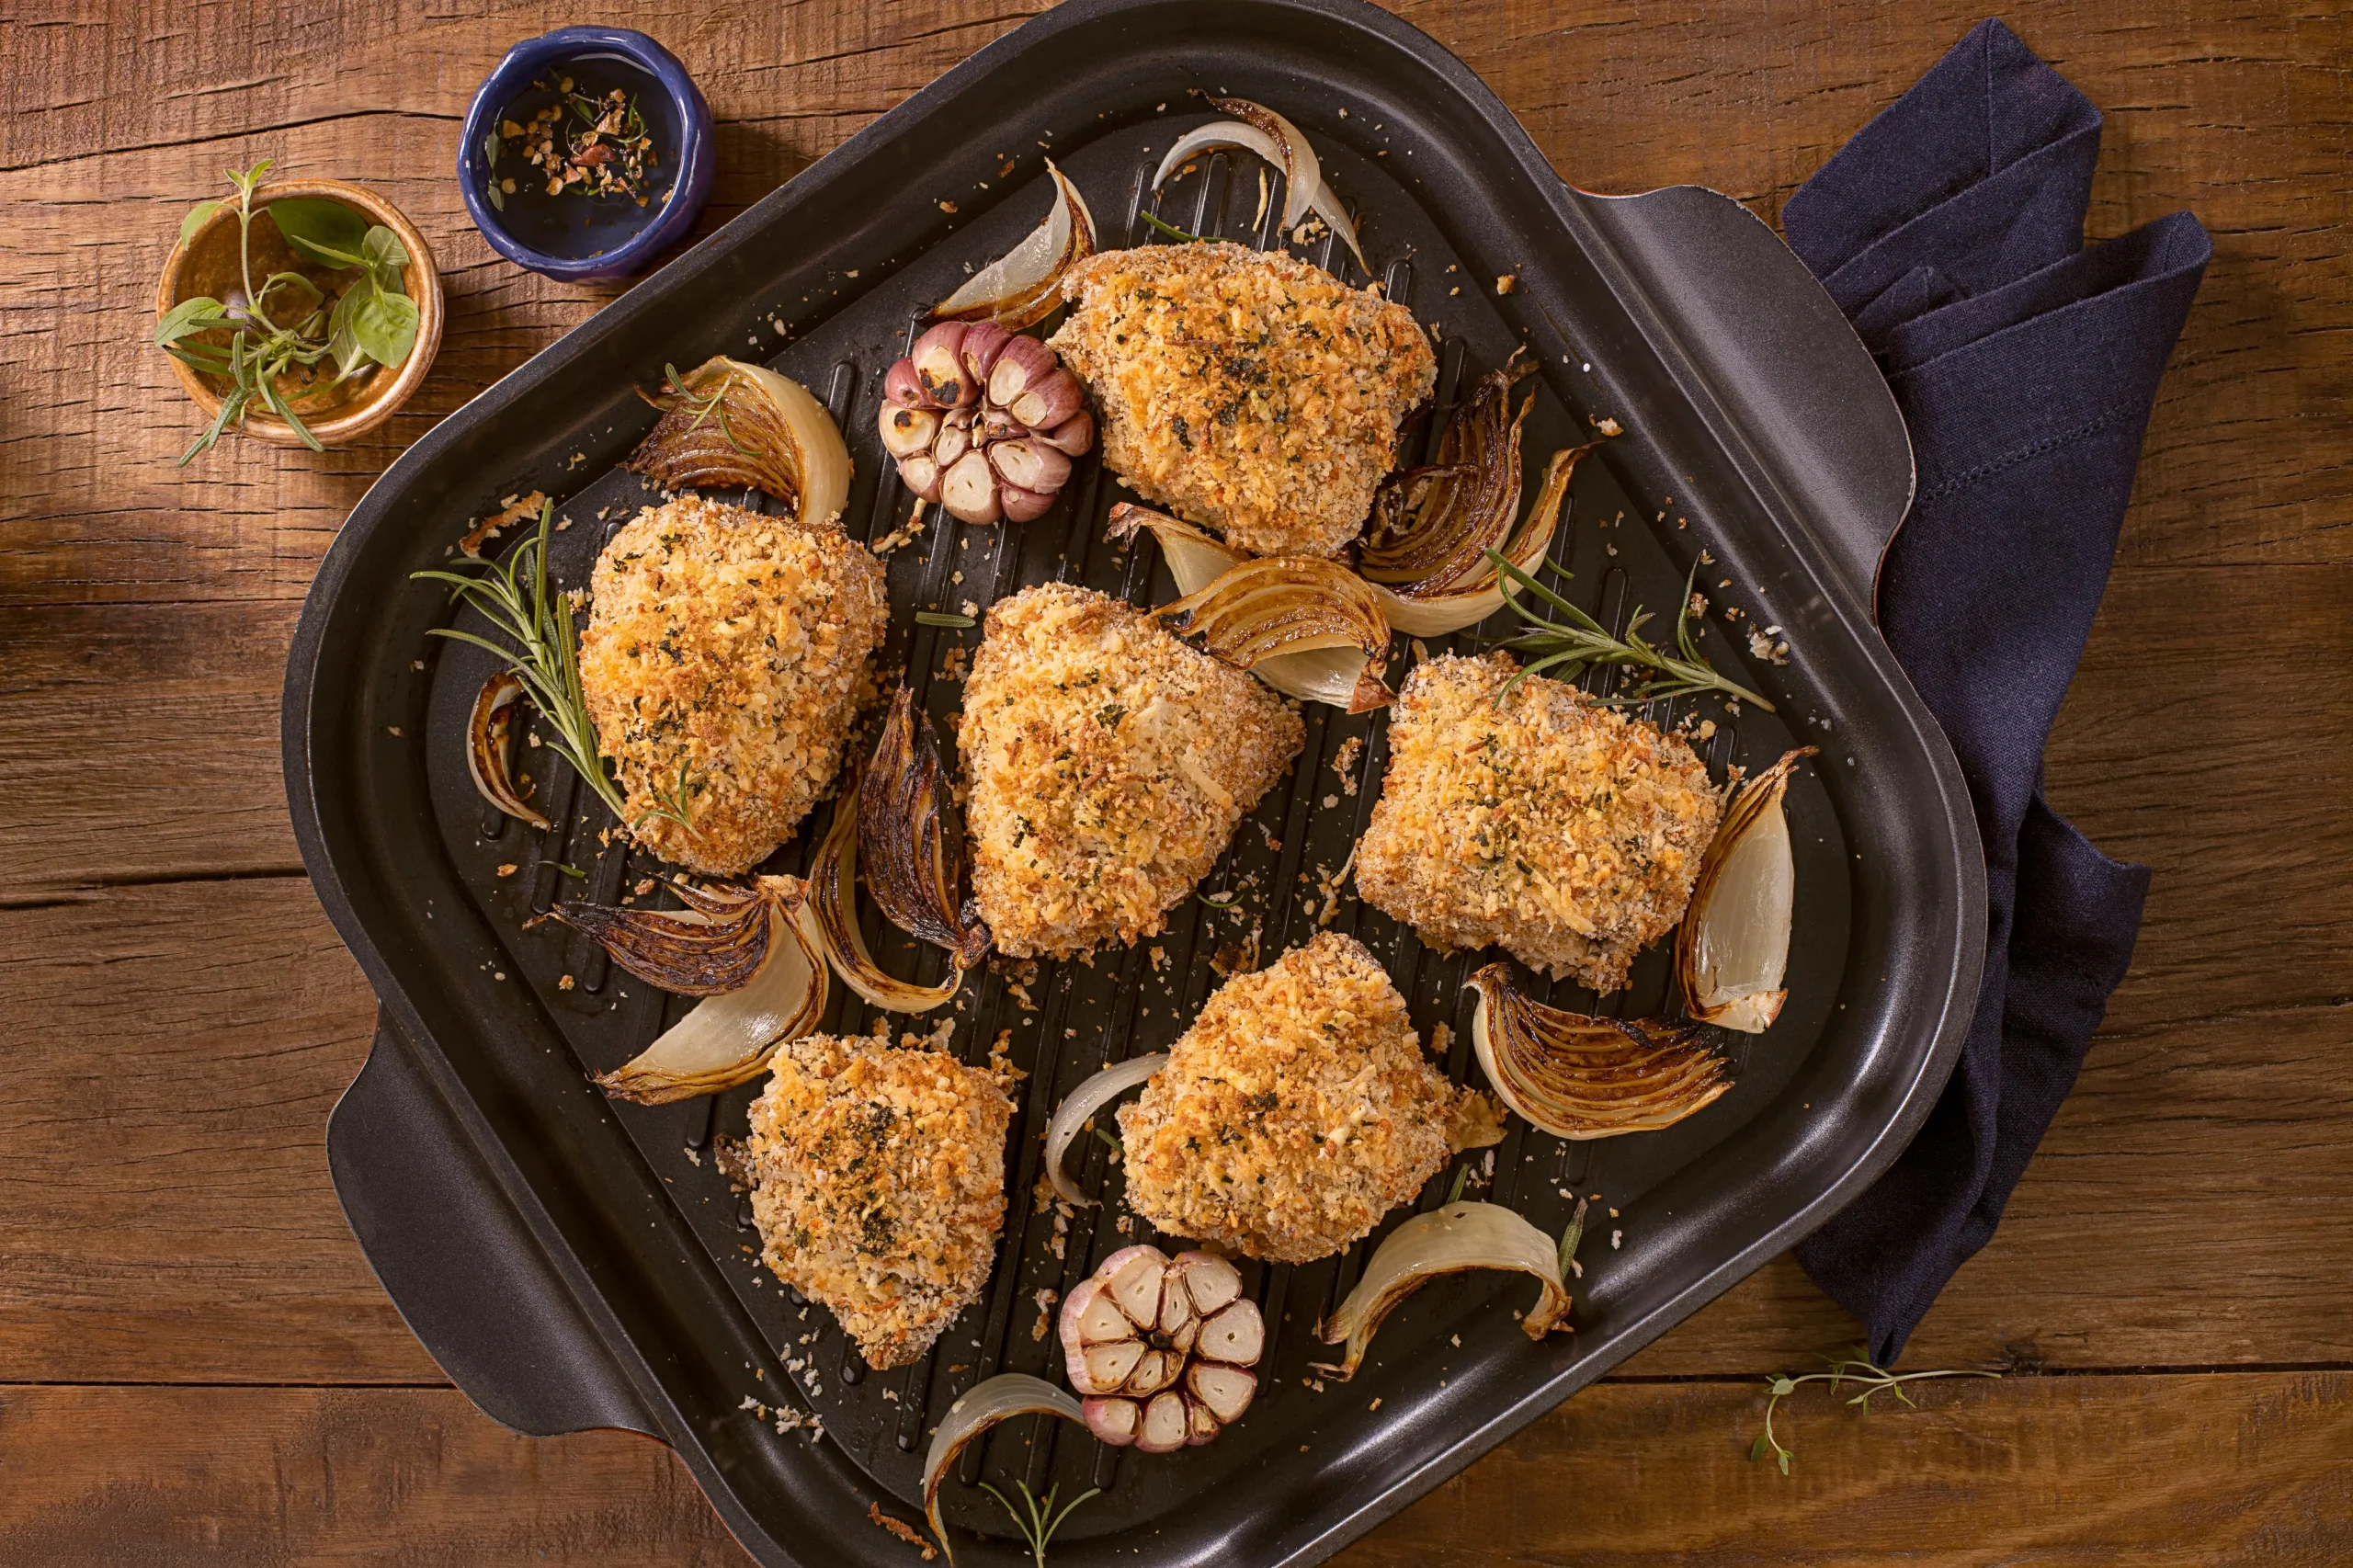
[
  {"left": 267, "top": 198, "right": 370, "bottom": 268},
  {"left": 361, "top": 227, "right": 410, "bottom": 295},
  {"left": 155, "top": 295, "right": 228, "bottom": 347},
  {"left": 179, "top": 200, "right": 222, "bottom": 247},
  {"left": 326, "top": 286, "right": 367, "bottom": 379},
  {"left": 349, "top": 288, "right": 419, "bottom": 370}
]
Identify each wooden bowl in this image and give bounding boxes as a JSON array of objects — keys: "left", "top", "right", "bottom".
[{"left": 153, "top": 178, "right": 444, "bottom": 449}]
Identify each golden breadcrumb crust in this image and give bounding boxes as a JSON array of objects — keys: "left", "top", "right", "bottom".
[
  {"left": 1117, "top": 932, "right": 1479, "bottom": 1264},
  {"left": 578, "top": 496, "right": 887, "bottom": 877},
  {"left": 746, "top": 1035, "right": 1014, "bottom": 1370},
  {"left": 1051, "top": 242, "right": 1436, "bottom": 559},
  {"left": 1355, "top": 653, "right": 1722, "bottom": 993},
  {"left": 956, "top": 583, "right": 1302, "bottom": 959}
]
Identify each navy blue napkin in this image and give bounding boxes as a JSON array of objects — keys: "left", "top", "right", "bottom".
[{"left": 1779, "top": 18, "right": 2211, "bottom": 1363}]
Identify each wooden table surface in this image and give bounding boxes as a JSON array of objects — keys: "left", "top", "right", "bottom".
[{"left": 3, "top": 1, "right": 2347, "bottom": 1562}]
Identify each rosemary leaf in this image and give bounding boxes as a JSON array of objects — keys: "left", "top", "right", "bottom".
[
  {"left": 1138, "top": 208, "right": 1209, "bottom": 244},
  {"left": 1485, "top": 550, "right": 1773, "bottom": 712},
  {"left": 411, "top": 500, "right": 697, "bottom": 840},
  {"left": 914, "top": 609, "right": 976, "bottom": 629}
]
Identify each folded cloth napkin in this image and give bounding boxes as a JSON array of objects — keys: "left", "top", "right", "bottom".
[{"left": 1779, "top": 18, "right": 2211, "bottom": 1363}]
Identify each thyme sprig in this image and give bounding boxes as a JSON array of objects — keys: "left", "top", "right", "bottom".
[
  {"left": 412, "top": 499, "right": 694, "bottom": 839},
  {"left": 1484, "top": 550, "right": 1774, "bottom": 712},
  {"left": 978, "top": 1479, "right": 1100, "bottom": 1568},
  {"left": 1749, "top": 1346, "right": 1995, "bottom": 1475}
]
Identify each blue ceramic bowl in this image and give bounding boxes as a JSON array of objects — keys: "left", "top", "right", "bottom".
[{"left": 458, "top": 27, "right": 713, "bottom": 282}]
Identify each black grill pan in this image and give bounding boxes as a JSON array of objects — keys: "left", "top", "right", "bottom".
[{"left": 288, "top": 1, "right": 1984, "bottom": 1562}]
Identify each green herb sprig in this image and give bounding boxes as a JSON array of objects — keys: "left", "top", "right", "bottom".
[
  {"left": 1484, "top": 550, "right": 1774, "bottom": 712},
  {"left": 1557, "top": 1195, "right": 1590, "bottom": 1278},
  {"left": 978, "top": 1480, "right": 1099, "bottom": 1568},
  {"left": 156, "top": 161, "right": 419, "bottom": 465},
  {"left": 1139, "top": 208, "right": 1209, "bottom": 244},
  {"left": 1748, "top": 1346, "right": 1995, "bottom": 1475},
  {"left": 412, "top": 500, "right": 694, "bottom": 839},
  {"left": 661, "top": 360, "right": 748, "bottom": 455}
]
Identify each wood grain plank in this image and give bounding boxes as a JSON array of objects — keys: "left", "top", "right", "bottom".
[
  {"left": 1335, "top": 1369, "right": 2353, "bottom": 1567},
  {"left": 0, "top": 1374, "right": 2344, "bottom": 1566},
  {"left": 0, "top": 875, "right": 430, "bottom": 1385},
  {"left": 0, "top": 601, "right": 305, "bottom": 892},
  {"left": 0, "top": 1384, "right": 755, "bottom": 1568},
  {"left": 1398, "top": 0, "right": 2353, "bottom": 570}
]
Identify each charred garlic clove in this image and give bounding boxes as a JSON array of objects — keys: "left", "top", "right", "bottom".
[
  {"left": 1061, "top": 1244, "right": 1262, "bottom": 1451},
  {"left": 880, "top": 329, "right": 1094, "bottom": 525}
]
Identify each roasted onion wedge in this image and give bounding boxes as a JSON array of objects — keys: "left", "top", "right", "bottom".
[
  {"left": 1313, "top": 1200, "right": 1572, "bottom": 1380},
  {"left": 934, "top": 161, "right": 1098, "bottom": 330},
  {"left": 1151, "top": 97, "right": 1369, "bottom": 274},
  {"left": 1466, "top": 963, "right": 1730, "bottom": 1139},
  {"left": 1678, "top": 747, "right": 1817, "bottom": 1032},
  {"left": 465, "top": 672, "right": 551, "bottom": 830},
  {"left": 623, "top": 356, "right": 853, "bottom": 525},
  {"left": 808, "top": 783, "right": 962, "bottom": 1014},
  {"left": 1367, "top": 441, "right": 1590, "bottom": 638},
  {"left": 922, "top": 1373, "right": 1089, "bottom": 1566},
  {"left": 1043, "top": 1052, "right": 1169, "bottom": 1207},
  {"left": 592, "top": 879, "right": 827, "bottom": 1104},
  {"left": 1361, "top": 362, "right": 1536, "bottom": 590},
  {"left": 860, "top": 686, "right": 990, "bottom": 969},
  {"left": 1132, "top": 535, "right": 1394, "bottom": 711},
  {"left": 1108, "top": 502, "right": 1245, "bottom": 592},
  {"left": 551, "top": 878, "right": 779, "bottom": 996}
]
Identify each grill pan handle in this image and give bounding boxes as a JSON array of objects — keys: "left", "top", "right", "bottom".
[
  {"left": 327, "top": 1008, "right": 658, "bottom": 1439},
  {"left": 1568, "top": 183, "right": 1915, "bottom": 614}
]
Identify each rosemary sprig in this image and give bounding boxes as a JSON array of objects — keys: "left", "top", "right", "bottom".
[
  {"left": 1484, "top": 550, "right": 1774, "bottom": 712},
  {"left": 1557, "top": 1195, "right": 1590, "bottom": 1278},
  {"left": 411, "top": 499, "right": 695, "bottom": 839},
  {"left": 978, "top": 1479, "right": 1099, "bottom": 1568},
  {"left": 1138, "top": 208, "right": 1209, "bottom": 244},
  {"left": 1749, "top": 1346, "right": 1995, "bottom": 1475}
]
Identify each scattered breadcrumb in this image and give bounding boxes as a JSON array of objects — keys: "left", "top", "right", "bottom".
[
  {"left": 1495, "top": 273, "right": 1517, "bottom": 295},
  {"left": 460, "top": 490, "right": 548, "bottom": 558},
  {"left": 868, "top": 1503, "right": 937, "bottom": 1559},
  {"left": 1330, "top": 734, "right": 1365, "bottom": 795}
]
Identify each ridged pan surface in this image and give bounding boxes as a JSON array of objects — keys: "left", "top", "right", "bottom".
[{"left": 287, "top": 2, "right": 1980, "bottom": 1564}]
